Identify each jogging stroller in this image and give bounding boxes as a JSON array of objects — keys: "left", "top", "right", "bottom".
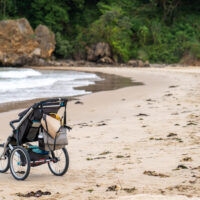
[{"left": 0, "top": 98, "right": 71, "bottom": 180}]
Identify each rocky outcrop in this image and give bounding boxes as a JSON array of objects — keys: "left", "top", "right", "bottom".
[
  {"left": 0, "top": 18, "right": 55, "bottom": 66},
  {"left": 127, "top": 60, "right": 138, "bottom": 67},
  {"left": 86, "top": 42, "right": 113, "bottom": 64},
  {"left": 128, "top": 59, "right": 150, "bottom": 67},
  {"left": 35, "top": 25, "right": 55, "bottom": 58},
  {"left": 98, "top": 56, "right": 113, "bottom": 64}
]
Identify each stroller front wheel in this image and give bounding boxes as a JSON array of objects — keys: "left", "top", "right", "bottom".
[
  {"left": 48, "top": 147, "right": 69, "bottom": 176},
  {"left": 0, "top": 144, "right": 9, "bottom": 173},
  {"left": 9, "top": 146, "right": 31, "bottom": 180}
]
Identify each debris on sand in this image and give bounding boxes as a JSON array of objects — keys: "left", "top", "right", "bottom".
[
  {"left": 143, "top": 171, "right": 169, "bottom": 178},
  {"left": 174, "top": 164, "right": 188, "bottom": 170},
  {"left": 181, "top": 157, "right": 193, "bottom": 162},
  {"left": 94, "top": 156, "right": 106, "bottom": 160},
  {"left": 167, "top": 133, "right": 177, "bottom": 137},
  {"left": 106, "top": 185, "right": 136, "bottom": 194},
  {"left": 164, "top": 93, "right": 173, "bottom": 97},
  {"left": 106, "top": 185, "right": 121, "bottom": 192},
  {"left": 99, "top": 151, "right": 111, "bottom": 155},
  {"left": 87, "top": 189, "right": 94, "bottom": 193},
  {"left": 75, "top": 100, "right": 83, "bottom": 104},
  {"left": 149, "top": 137, "right": 163, "bottom": 141},
  {"left": 86, "top": 158, "right": 93, "bottom": 161},
  {"left": 16, "top": 190, "right": 51, "bottom": 198},
  {"left": 192, "top": 166, "right": 200, "bottom": 170},
  {"left": 86, "top": 156, "right": 106, "bottom": 161},
  {"left": 97, "top": 122, "right": 107, "bottom": 126},
  {"left": 169, "top": 85, "right": 178, "bottom": 88},
  {"left": 77, "top": 122, "right": 90, "bottom": 127},
  {"left": 174, "top": 123, "right": 180, "bottom": 126},
  {"left": 172, "top": 137, "right": 183, "bottom": 143},
  {"left": 167, "top": 185, "right": 193, "bottom": 192},
  {"left": 171, "top": 112, "right": 179, "bottom": 115},
  {"left": 116, "top": 155, "right": 124, "bottom": 158},
  {"left": 150, "top": 136, "right": 183, "bottom": 143},
  {"left": 159, "top": 189, "right": 165, "bottom": 194},
  {"left": 189, "top": 180, "right": 196, "bottom": 184},
  {"left": 187, "top": 121, "right": 197, "bottom": 126},
  {"left": 123, "top": 187, "right": 136, "bottom": 193},
  {"left": 96, "top": 184, "right": 101, "bottom": 187},
  {"left": 136, "top": 113, "right": 149, "bottom": 117},
  {"left": 146, "top": 99, "right": 156, "bottom": 102}
]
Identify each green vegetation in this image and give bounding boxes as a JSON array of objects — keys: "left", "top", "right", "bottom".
[{"left": 0, "top": 0, "right": 200, "bottom": 63}]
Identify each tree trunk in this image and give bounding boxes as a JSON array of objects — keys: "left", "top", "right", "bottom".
[{"left": 3, "top": 0, "right": 6, "bottom": 17}]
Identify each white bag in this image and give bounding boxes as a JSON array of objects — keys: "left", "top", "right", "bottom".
[
  {"left": 43, "top": 128, "right": 68, "bottom": 151},
  {"left": 41, "top": 114, "right": 61, "bottom": 139}
]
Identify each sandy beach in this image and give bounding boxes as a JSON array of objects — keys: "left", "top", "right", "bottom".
[{"left": 1, "top": 66, "right": 200, "bottom": 200}]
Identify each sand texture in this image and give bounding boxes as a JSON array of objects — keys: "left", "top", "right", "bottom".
[{"left": 0, "top": 67, "right": 200, "bottom": 199}]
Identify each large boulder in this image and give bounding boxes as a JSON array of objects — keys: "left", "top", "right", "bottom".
[
  {"left": 94, "top": 42, "right": 111, "bottom": 58},
  {"left": 128, "top": 60, "right": 138, "bottom": 67},
  {"left": 35, "top": 25, "right": 55, "bottom": 58},
  {"left": 127, "top": 59, "right": 150, "bottom": 67},
  {"left": 86, "top": 46, "right": 96, "bottom": 61},
  {"left": 86, "top": 42, "right": 113, "bottom": 64},
  {"left": 98, "top": 56, "right": 113, "bottom": 64},
  {"left": 0, "top": 18, "right": 55, "bottom": 66}
]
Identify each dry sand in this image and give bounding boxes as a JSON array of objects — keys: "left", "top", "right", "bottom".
[{"left": 0, "top": 66, "right": 200, "bottom": 199}]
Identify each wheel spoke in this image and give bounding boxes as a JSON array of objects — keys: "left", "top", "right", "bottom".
[
  {"left": 10, "top": 147, "right": 30, "bottom": 180},
  {"left": 48, "top": 148, "right": 68, "bottom": 176}
]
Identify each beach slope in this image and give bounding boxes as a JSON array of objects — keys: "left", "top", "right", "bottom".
[{"left": 0, "top": 67, "right": 200, "bottom": 200}]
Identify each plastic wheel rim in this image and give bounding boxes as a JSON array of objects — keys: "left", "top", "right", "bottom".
[
  {"left": 10, "top": 149, "right": 29, "bottom": 179},
  {"left": 49, "top": 149, "right": 66, "bottom": 175}
]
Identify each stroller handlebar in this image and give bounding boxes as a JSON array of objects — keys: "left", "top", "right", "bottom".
[
  {"left": 10, "top": 119, "right": 20, "bottom": 130},
  {"left": 33, "top": 98, "right": 68, "bottom": 108},
  {"left": 10, "top": 97, "right": 68, "bottom": 130}
]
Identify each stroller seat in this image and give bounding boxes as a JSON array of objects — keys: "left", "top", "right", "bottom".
[{"left": 0, "top": 98, "right": 70, "bottom": 180}]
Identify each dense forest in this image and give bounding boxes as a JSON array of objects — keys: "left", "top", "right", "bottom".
[{"left": 0, "top": 0, "right": 200, "bottom": 63}]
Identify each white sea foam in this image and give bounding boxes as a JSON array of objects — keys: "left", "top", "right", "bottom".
[
  {"left": 0, "top": 78, "right": 58, "bottom": 92},
  {"left": 0, "top": 68, "right": 101, "bottom": 103},
  {"left": 0, "top": 68, "right": 42, "bottom": 79}
]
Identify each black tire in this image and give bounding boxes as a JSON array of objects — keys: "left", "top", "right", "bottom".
[
  {"left": 0, "top": 144, "right": 9, "bottom": 173},
  {"left": 48, "top": 148, "right": 69, "bottom": 176},
  {"left": 9, "top": 146, "right": 31, "bottom": 180}
]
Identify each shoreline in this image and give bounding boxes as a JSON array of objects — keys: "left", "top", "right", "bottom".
[
  {"left": 1, "top": 66, "right": 200, "bottom": 199},
  {"left": 0, "top": 69, "right": 141, "bottom": 113}
]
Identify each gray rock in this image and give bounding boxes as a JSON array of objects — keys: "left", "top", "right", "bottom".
[
  {"left": 138, "top": 60, "right": 144, "bottom": 67},
  {"left": 98, "top": 56, "right": 113, "bottom": 64},
  {"left": 144, "top": 60, "right": 150, "bottom": 67},
  {"left": 86, "top": 42, "right": 112, "bottom": 62},
  {"left": 35, "top": 24, "right": 55, "bottom": 58},
  {"left": 128, "top": 60, "right": 138, "bottom": 67}
]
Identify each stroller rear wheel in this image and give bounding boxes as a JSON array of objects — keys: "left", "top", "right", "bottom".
[
  {"left": 0, "top": 144, "right": 9, "bottom": 173},
  {"left": 9, "top": 146, "right": 31, "bottom": 180},
  {"left": 48, "top": 148, "right": 69, "bottom": 176}
]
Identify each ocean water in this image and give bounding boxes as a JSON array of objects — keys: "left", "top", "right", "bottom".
[{"left": 0, "top": 68, "right": 101, "bottom": 103}]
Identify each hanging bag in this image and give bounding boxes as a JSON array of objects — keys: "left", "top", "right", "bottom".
[{"left": 41, "top": 114, "right": 68, "bottom": 151}]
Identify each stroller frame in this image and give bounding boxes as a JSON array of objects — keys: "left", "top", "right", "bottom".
[{"left": 0, "top": 98, "right": 70, "bottom": 180}]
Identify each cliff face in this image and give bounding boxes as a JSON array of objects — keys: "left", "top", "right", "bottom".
[{"left": 0, "top": 18, "right": 55, "bottom": 66}]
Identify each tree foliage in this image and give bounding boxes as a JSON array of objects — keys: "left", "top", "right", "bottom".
[{"left": 0, "top": 0, "right": 200, "bottom": 63}]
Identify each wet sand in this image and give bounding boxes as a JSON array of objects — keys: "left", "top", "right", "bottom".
[
  {"left": 0, "top": 71, "right": 142, "bottom": 113},
  {"left": 0, "top": 66, "right": 200, "bottom": 199}
]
